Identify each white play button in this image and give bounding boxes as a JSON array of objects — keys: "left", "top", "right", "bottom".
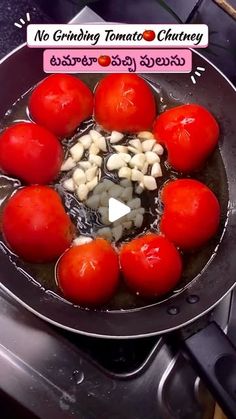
[{"left": 108, "top": 198, "right": 131, "bottom": 223}]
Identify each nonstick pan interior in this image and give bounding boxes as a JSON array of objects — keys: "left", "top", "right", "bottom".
[{"left": 0, "top": 45, "right": 236, "bottom": 338}]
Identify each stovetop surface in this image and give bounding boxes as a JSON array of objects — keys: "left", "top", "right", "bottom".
[{"left": 0, "top": 1, "right": 236, "bottom": 418}]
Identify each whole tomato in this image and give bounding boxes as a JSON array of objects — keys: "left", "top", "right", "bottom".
[
  {"left": 2, "top": 186, "right": 74, "bottom": 262},
  {"left": 143, "top": 30, "right": 156, "bottom": 41},
  {"left": 0, "top": 122, "right": 63, "bottom": 184},
  {"left": 120, "top": 233, "right": 182, "bottom": 298},
  {"left": 94, "top": 74, "right": 156, "bottom": 132},
  {"left": 29, "top": 74, "right": 93, "bottom": 138},
  {"left": 153, "top": 104, "right": 219, "bottom": 172},
  {"left": 160, "top": 179, "right": 220, "bottom": 250},
  {"left": 57, "top": 238, "right": 119, "bottom": 306}
]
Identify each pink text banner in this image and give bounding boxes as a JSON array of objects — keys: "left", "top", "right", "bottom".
[{"left": 44, "top": 49, "right": 192, "bottom": 73}]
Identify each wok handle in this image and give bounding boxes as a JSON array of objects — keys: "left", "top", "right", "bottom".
[{"left": 184, "top": 321, "right": 236, "bottom": 419}]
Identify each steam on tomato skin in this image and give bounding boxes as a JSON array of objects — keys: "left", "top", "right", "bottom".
[
  {"left": 2, "top": 186, "right": 74, "bottom": 263},
  {"left": 153, "top": 104, "right": 219, "bottom": 172},
  {"left": 29, "top": 74, "right": 94, "bottom": 138},
  {"left": 94, "top": 74, "right": 156, "bottom": 133},
  {"left": 160, "top": 179, "right": 220, "bottom": 250},
  {"left": 120, "top": 233, "right": 182, "bottom": 298},
  {"left": 57, "top": 238, "right": 120, "bottom": 306},
  {"left": 0, "top": 122, "right": 63, "bottom": 184}
]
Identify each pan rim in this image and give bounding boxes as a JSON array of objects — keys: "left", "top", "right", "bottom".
[{"left": 0, "top": 43, "right": 235, "bottom": 339}]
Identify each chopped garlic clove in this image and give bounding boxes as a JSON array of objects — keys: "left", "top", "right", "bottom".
[
  {"left": 141, "top": 139, "right": 156, "bottom": 152},
  {"left": 79, "top": 134, "right": 92, "bottom": 149},
  {"left": 89, "top": 143, "right": 100, "bottom": 155},
  {"left": 110, "top": 131, "right": 124, "bottom": 143},
  {"left": 131, "top": 169, "right": 143, "bottom": 182},
  {"left": 129, "top": 139, "right": 142, "bottom": 151},
  {"left": 120, "top": 179, "right": 132, "bottom": 188},
  {"left": 93, "top": 136, "right": 107, "bottom": 152},
  {"left": 61, "top": 157, "right": 76, "bottom": 171},
  {"left": 151, "top": 162, "right": 162, "bottom": 178},
  {"left": 143, "top": 175, "right": 157, "bottom": 191},
  {"left": 145, "top": 151, "right": 160, "bottom": 165},
  {"left": 137, "top": 131, "right": 154, "bottom": 140},
  {"left": 103, "top": 179, "right": 115, "bottom": 190},
  {"left": 107, "top": 154, "right": 127, "bottom": 170},
  {"left": 100, "top": 191, "right": 109, "bottom": 206},
  {"left": 112, "top": 225, "right": 123, "bottom": 242},
  {"left": 70, "top": 143, "right": 84, "bottom": 162},
  {"left": 134, "top": 213, "right": 143, "bottom": 228},
  {"left": 141, "top": 162, "right": 149, "bottom": 175},
  {"left": 97, "top": 227, "right": 112, "bottom": 241},
  {"left": 113, "top": 145, "right": 128, "bottom": 153},
  {"left": 121, "top": 187, "right": 133, "bottom": 202},
  {"left": 73, "top": 168, "right": 86, "bottom": 185},
  {"left": 118, "top": 166, "right": 132, "bottom": 180},
  {"left": 73, "top": 236, "right": 93, "bottom": 246},
  {"left": 79, "top": 161, "right": 91, "bottom": 170},
  {"left": 128, "top": 146, "right": 140, "bottom": 155},
  {"left": 76, "top": 184, "right": 89, "bottom": 201},
  {"left": 63, "top": 178, "right": 75, "bottom": 192},
  {"left": 153, "top": 143, "right": 164, "bottom": 155},
  {"left": 98, "top": 207, "right": 109, "bottom": 224},
  {"left": 89, "top": 129, "right": 102, "bottom": 141},
  {"left": 127, "top": 198, "right": 141, "bottom": 209},
  {"left": 87, "top": 176, "right": 98, "bottom": 192},
  {"left": 129, "top": 153, "right": 146, "bottom": 170},
  {"left": 123, "top": 221, "right": 132, "bottom": 230},
  {"left": 135, "top": 184, "right": 144, "bottom": 194},
  {"left": 85, "top": 166, "right": 98, "bottom": 182},
  {"left": 86, "top": 194, "right": 100, "bottom": 209},
  {"left": 108, "top": 185, "right": 123, "bottom": 199},
  {"left": 89, "top": 154, "right": 102, "bottom": 167}
]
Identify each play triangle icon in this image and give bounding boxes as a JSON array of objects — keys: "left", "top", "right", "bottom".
[{"left": 108, "top": 198, "right": 131, "bottom": 223}]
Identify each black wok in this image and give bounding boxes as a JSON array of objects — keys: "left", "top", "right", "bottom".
[{"left": 0, "top": 45, "right": 236, "bottom": 417}]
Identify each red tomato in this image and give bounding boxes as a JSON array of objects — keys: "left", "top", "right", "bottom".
[
  {"left": 160, "top": 179, "right": 220, "bottom": 250},
  {"left": 0, "top": 122, "right": 63, "bottom": 184},
  {"left": 98, "top": 55, "right": 111, "bottom": 67},
  {"left": 143, "top": 30, "right": 156, "bottom": 41},
  {"left": 29, "top": 74, "right": 93, "bottom": 137},
  {"left": 94, "top": 74, "right": 156, "bottom": 132},
  {"left": 57, "top": 238, "right": 119, "bottom": 306},
  {"left": 153, "top": 104, "right": 219, "bottom": 172},
  {"left": 120, "top": 234, "right": 182, "bottom": 298},
  {"left": 2, "top": 186, "right": 74, "bottom": 262}
]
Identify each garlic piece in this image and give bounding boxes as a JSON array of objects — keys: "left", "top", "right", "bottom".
[
  {"left": 120, "top": 153, "right": 131, "bottom": 163},
  {"left": 141, "top": 162, "right": 149, "bottom": 175},
  {"left": 86, "top": 194, "right": 100, "bottom": 209},
  {"left": 100, "top": 191, "right": 109, "bottom": 206},
  {"left": 89, "top": 154, "right": 102, "bottom": 167},
  {"left": 107, "top": 154, "right": 127, "bottom": 171},
  {"left": 127, "top": 198, "right": 141, "bottom": 209},
  {"left": 103, "top": 179, "right": 115, "bottom": 190},
  {"left": 70, "top": 143, "right": 84, "bottom": 162},
  {"left": 112, "top": 225, "right": 123, "bottom": 242},
  {"left": 61, "top": 157, "right": 76, "bottom": 171},
  {"left": 145, "top": 151, "right": 160, "bottom": 165},
  {"left": 128, "top": 146, "right": 140, "bottom": 155},
  {"left": 143, "top": 175, "right": 157, "bottom": 191},
  {"left": 153, "top": 143, "right": 164, "bottom": 155},
  {"left": 79, "top": 134, "right": 92, "bottom": 149},
  {"left": 63, "top": 178, "right": 75, "bottom": 192},
  {"left": 137, "top": 131, "right": 154, "bottom": 140},
  {"left": 86, "top": 166, "right": 98, "bottom": 182},
  {"left": 118, "top": 167, "right": 132, "bottom": 180},
  {"left": 87, "top": 176, "right": 98, "bottom": 192},
  {"left": 73, "top": 168, "right": 86, "bottom": 185},
  {"left": 135, "top": 184, "right": 144, "bottom": 194},
  {"left": 94, "top": 136, "right": 107, "bottom": 152},
  {"left": 97, "top": 227, "right": 112, "bottom": 241},
  {"left": 142, "top": 139, "right": 156, "bottom": 152},
  {"left": 76, "top": 184, "right": 89, "bottom": 201},
  {"left": 131, "top": 169, "right": 143, "bottom": 182},
  {"left": 123, "top": 221, "right": 132, "bottom": 230},
  {"left": 151, "top": 162, "right": 162, "bottom": 178},
  {"left": 89, "top": 143, "right": 100, "bottom": 155},
  {"left": 121, "top": 187, "right": 133, "bottom": 202},
  {"left": 73, "top": 236, "right": 93, "bottom": 246},
  {"left": 89, "top": 129, "right": 102, "bottom": 141},
  {"left": 113, "top": 145, "right": 128, "bottom": 153},
  {"left": 79, "top": 161, "right": 91, "bottom": 170},
  {"left": 120, "top": 179, "right": 132, "bottom": 188},
  {"left": 98, "top": 207, "right": 109, "bottom": 224},
  {"left": 129, "top": 153, "right": 146, "bottom": 170},
  {"left": 93, "top": 182, "right": 105, "bottom": 194},
  {"left": 108, "top": 184, "right": 123, "bottom": 199},
  {"left": 110, "top": 131, "right": 124, "bottom": 143},
  {"left": 134, "top": 213, "right": 143, "bottom": 228},
  {"left": 129, "top": 139, "right": 142, "bottom": 151}
]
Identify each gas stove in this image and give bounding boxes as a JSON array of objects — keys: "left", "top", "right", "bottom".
[{"left": 1, "top": 5, "right": 236, "bottom": 419}]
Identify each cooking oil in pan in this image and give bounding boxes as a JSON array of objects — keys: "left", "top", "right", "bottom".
[{"left": 0, "top": 78, "right": 229, "bottom": 311}]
